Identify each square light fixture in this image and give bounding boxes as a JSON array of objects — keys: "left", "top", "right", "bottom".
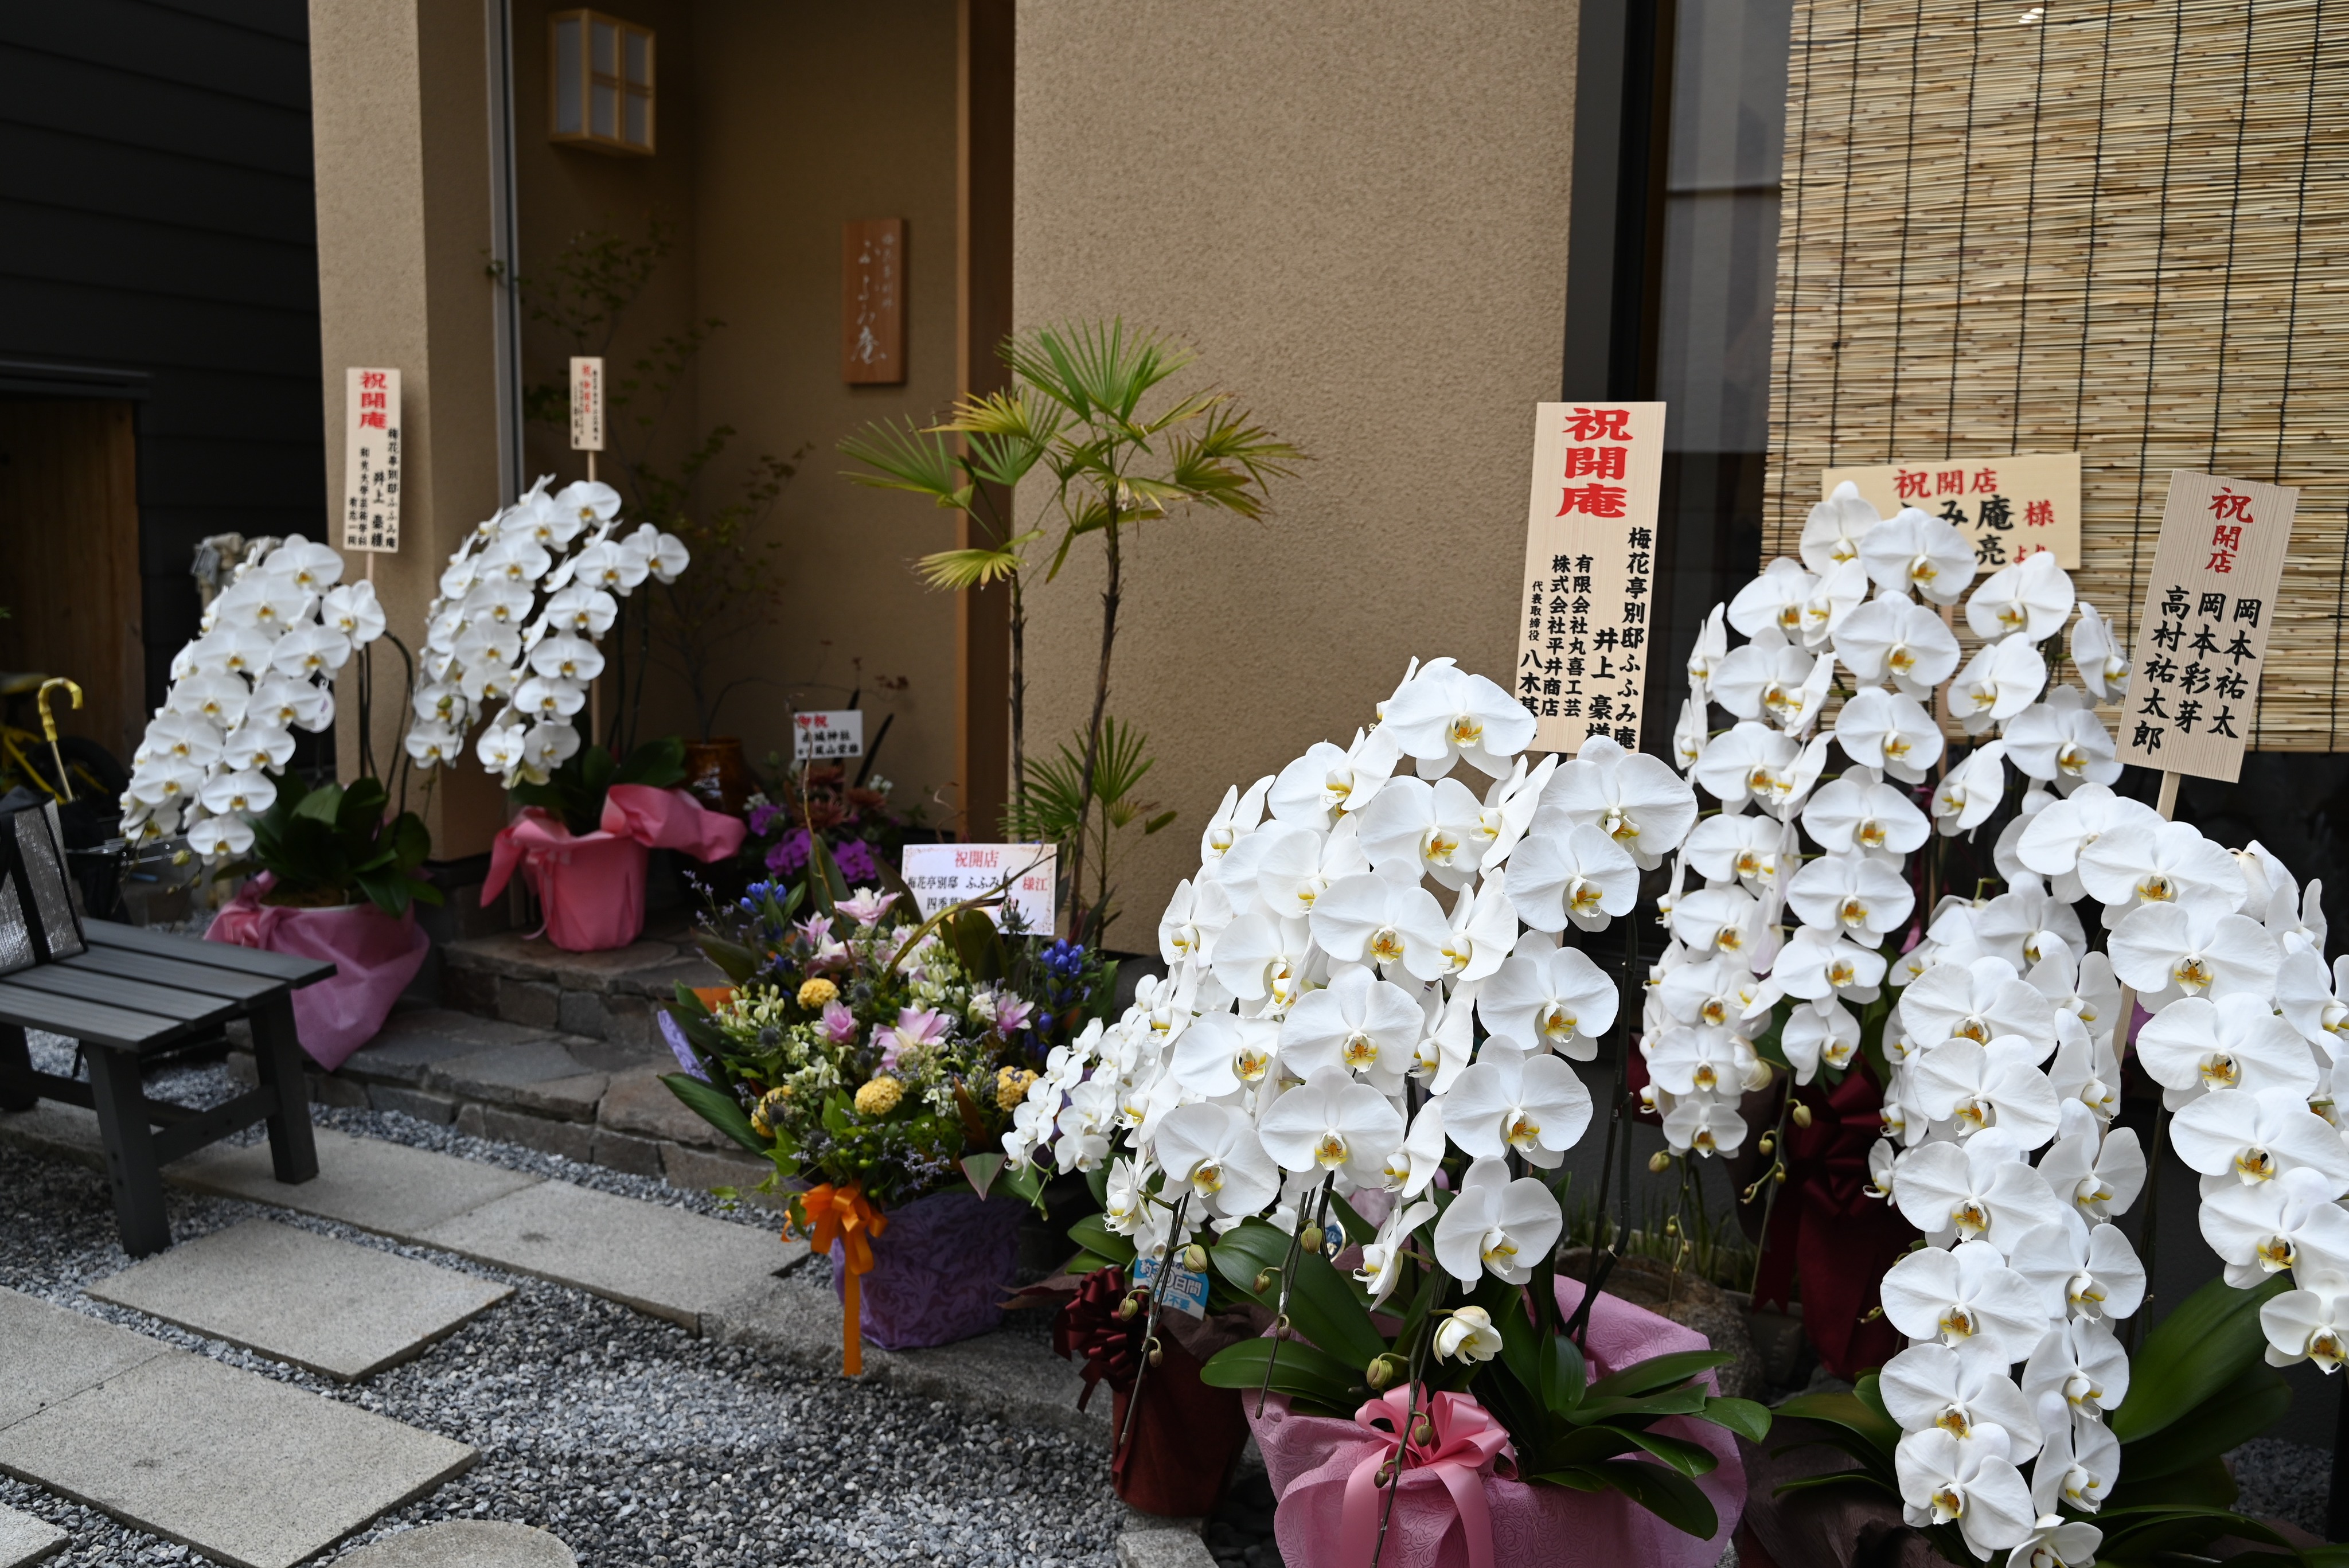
[{"left": 551, "top": 9, "right": 654, "bottom": 155}]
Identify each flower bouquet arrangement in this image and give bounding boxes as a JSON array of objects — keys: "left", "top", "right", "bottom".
[
  {"left": 1654, "top": 485, "right": 2343, "bottom": 1565},
  {"left": 408, "top": 476, "right": 747, "bottom": 949},
  {"left": 662, "top": 836, "right": 1115, "bottom": 1370},
  {"left": 1000, "top": 658, "right": 1767, "bottom": 1567}
]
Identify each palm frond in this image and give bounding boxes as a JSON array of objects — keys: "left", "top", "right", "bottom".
[
  {"left": 839, "top": 419, "right": 968, "bottom": 507},
  {"left": 914, "top": 531, "right": 1041, "bottom": 591},
  {"left": 1166, "top": 406, "right": 1307, "bottom": 518}
]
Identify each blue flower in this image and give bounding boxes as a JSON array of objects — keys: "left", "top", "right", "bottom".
[{"left": 1041, "top": 939, "right": 1086, "bottom": 979}]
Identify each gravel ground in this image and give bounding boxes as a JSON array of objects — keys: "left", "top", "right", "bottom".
[
  {"left": 2, "top": 1070, "right": 1121, "bottom": 1566},
  {"left": 2232, "top": 1437, "right": 2334, "bottom": 1541}
]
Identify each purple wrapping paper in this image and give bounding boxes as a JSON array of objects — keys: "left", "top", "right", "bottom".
[{"left": 831, "top": 1185, "right": 1026, "bottom": 1350}]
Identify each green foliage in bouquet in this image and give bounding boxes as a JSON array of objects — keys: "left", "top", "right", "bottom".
[
  {"left": 661, "top": 833, "right": 1117, "bottom": 1227},
  {"left": 1775, "top": 1272, "right": 2344, "bottom": 1566},
  {"left": 212, "top": 774, "right": 443, "bottom": 918},
  {"left": 509, "top": 736, "right": 686, "bottom": 837}
]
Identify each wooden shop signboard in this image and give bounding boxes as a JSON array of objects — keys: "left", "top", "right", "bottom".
[{"left": 1821, "top": 451, "right": 2081, "bottom": 570}]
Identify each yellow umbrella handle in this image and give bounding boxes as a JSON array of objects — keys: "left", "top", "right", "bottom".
[{"left": 36, "top": 678, "right": 83, "bottom": 804}]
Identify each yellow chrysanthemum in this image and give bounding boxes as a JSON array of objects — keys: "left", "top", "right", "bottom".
[
  {"left": 854, "top": 1076, "right": 904, "bottom": 1116},
  {"left": 751, "top": 1086, "right": 791, "bottom": 1137},
  {"left": 797, "top": 977, "right": 840, "bottom": 1009},
  {"left": 996, "top": 1067, "right": 1039, "bottom": 1113}
]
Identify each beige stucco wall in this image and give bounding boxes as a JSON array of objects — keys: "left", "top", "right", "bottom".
[
  {"left": 314, "top": 0, "right": 509, "bottom": 857},
  {"left": 1013, "top": 0, "right": 1581, "bottom": 943},
  {"left": 681, "top": 0, "right": 963, "bottom": 808}
]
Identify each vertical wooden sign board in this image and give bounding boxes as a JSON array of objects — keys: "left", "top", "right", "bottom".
[
  {"left": 1515, "top": 403, "right": 1667, "bottom": 755},
  {"left": 841, "top": 219, "right": 905, "bottom": 385},
  {"left": 2116, "top": 470, "right": 2299, "bottom": 783},
  {"left": 1820, "top": 452, "right": 2081, "bottom": 569},
  {"left": 341, "top": 368, "right": 401, "bottom": 554},
  {"left": 569, "top": 356, "right": 605, "bottom": 452}
]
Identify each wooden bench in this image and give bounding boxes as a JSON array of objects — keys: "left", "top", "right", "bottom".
[{"left": 0, "top": 912, "right": 333, "bottom": 1257}]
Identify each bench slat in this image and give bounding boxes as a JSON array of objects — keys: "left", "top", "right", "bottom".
[
  {"left": 81, "top": 918, "right": 336, "bottom": 986},
  {"left": 0, "top": 982, "right": 185, "bottom": 1050},
  {"left": 59, "top": 947, "right": 286, "bottom": 1003},
  {"left": 5, "top": 966, "right": 238, "bottom": 1026}
]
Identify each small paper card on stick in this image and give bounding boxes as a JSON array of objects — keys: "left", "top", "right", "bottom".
[
  {"left": 1515, "top": 401, "right": 1667, "bottom": 755},
  {"left": 1821, "top": 452, "right": 2081, "bottom": 570},
  {"left": 340, "top": 367, "right": 401, "bottom": 554},
  {"left": 899, "top": 842, "right": 1057, "bottom": 933},
  {"left": 2115, "top": 470, "right": 2299, "bottom": 784},
  {"left": 569, "top": 356, "right": 605, "bottom": 451},
  {"left": 792, "top": 709, "right": 865, "bottom": 760}
]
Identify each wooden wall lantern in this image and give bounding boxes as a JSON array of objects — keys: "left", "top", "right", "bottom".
[{"left": 551, "top": 9, "right": 654, "bottom": 155}]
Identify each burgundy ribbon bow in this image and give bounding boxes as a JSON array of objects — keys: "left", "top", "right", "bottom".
[{"left": 1053, "top": 1265, "right": 1146, "bottom": 1411}]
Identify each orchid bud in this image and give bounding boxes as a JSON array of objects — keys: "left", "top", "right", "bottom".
[
  {"left": 1410, "top": 1414, "right": 1434, "bottom": 1446},
  {"left": 1254, "top": 1267, "right": 1277, "bottom": 1294},
  {"left": 1648, "top": 1151, "right": 1673, "bottom": 1173},
  {"left": 1115, "top": 1293, "right": 1142, "bottom": 1321},
  {"left": 1791, "top": 1102, "right": 1814, "bottom": 1129},
  {"left": 1181, "top": 1243, "right": 1209, "bottom": 1273},
  {"left": 1299, "top": 1224, "right": 1325, "bottom": 1256},
  {"left": 1145, "top": 1338, "right": 1163, "bottom": 1367},
  {"left": 1758, "top": 1133, "right": 1776, "bottom": 1156},
  {"left": 1365, "top": 1354, "right": 1407, "bottom": 1390}
]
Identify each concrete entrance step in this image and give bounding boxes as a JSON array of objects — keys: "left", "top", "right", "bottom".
[
  {"left": 0, "top": 1503, "right": 65, "bottom": 1568},
  {"left": 438, "top": 915, "right": 720, "bottom": 1044},
  {"left": 333, "top": 1520, "right": 576, "bottom": 1567},
  {"left": 0, "top": 1290, "right": 475, "bottom": 1568},
  {"left": 85, "top": 1219, "right": 513, "bottom": 1382}
]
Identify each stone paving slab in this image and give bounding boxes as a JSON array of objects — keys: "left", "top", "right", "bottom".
[
  {"left": 0, "top": 1503, "right": 66, "bottom": 1568},
  {"left": 423, "top": 1043, "right": 608, "bottom": 1120},
  {"left": 85, "top": 1219, "right": 513, "bottom": 1382},
  {"left": 332, "top": 1520, "right": 576, "bottom": 1567},
  {"left": 173, "top": 1128, "right": 541, "bottom": 1239},
  {"left": 348, "top": 1011, "right": 560, "bottom": 1086},
  {"left": 0, "top": 1287, "right": 171, "bottom": 1432},
  {"left": 417, "top": 1179, "right": 783, "bottom": 1329},
  {"left": 0, "top": 1350, "right": 475, "bottom": 1568},
  {"left": 0, "top": 1103, "right": 103, "bottom": 1172},
  {"left": 596, "top": 1067, "right": 725, "bottom": 1148}
]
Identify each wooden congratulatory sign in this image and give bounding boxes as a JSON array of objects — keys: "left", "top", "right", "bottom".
[
  {"left": 841, "top": 218, "right": 904, "bottom": 385},
  {"left": 900, "top": 842, "right": 1057, "bottom": 933},
  {"left": 341, "top": 367, "right": 401, "bottom": 555},
  {"left": 1515, "top": 401, "right": 1667, "bottom": 755},
  {"left": 1821, "top": 451, "right": 2081, "bottom": 570},
  {"left": 2116, "top": 470, "right": 2299, "bottom": 784},
  {"left": 792, "top": 709, "right": 864, "bottom": 761},
  {"left": 569, "top": 356, "right": 605, "bottom": 452}
]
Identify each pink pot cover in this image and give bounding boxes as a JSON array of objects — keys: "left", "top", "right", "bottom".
[
  {"left": 1249, "top": 1276, "right": 1745, "bottom": 1568},
  {"left": 829, "top": 1186, "right": 1027, "bottom": 1350},
  {"left": 479, "top": 783, "right": 747, "bottom": 953},
  {"left": 205, "top": 875, "right": 430, "bottom": 1071}
]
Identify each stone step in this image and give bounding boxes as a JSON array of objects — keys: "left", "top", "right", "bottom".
[
  {"left": 0, "top": 1289, "right": 476, "bottom": 1568},
  {"left": 84, "top": 1219, "right": 513, "bottom": 1382},
  {"left": 332, "top": 1520, "right": 576, "bottom": 1567},
  {"left": 228, "top": 1003, "right": 778, "bottom": 1206},
  {"left": 435, "top": 916, "right": 721, "bottom": 1046},
  {"left": 0, "top": 1503, "right": 66, "bottom": 1568}
]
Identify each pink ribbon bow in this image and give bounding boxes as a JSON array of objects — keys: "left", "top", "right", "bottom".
[
  {"left": 481, "top": 784, "right": 746, "bottom": 951},
  {"left": 1338, "top": 1387, "right": 1514, "bottom": 1568}
]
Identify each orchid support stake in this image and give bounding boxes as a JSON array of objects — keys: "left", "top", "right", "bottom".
[
  {"left": 1368, "top": 1310, "right": 1437, "bottom": 1568},
  {"left": 1116, "top": 1191, "right": 1192, "bottom": 1457},
  {"left": 1258, "top": 1172, "right": 1335, "bottom": 1417}
]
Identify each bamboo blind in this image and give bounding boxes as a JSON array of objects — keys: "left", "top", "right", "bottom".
[{"left": 1766, "top": 0, "right": 2349, "bottom": 748}]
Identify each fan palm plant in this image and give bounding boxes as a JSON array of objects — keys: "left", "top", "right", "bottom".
[{"left": 842, "top": 321, "right": 1301, "bottom": 936}]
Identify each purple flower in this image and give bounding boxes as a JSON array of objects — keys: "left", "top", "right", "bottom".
[
  {"left": 994, "top": 995, "right": 1037, "bottom": 1034},
  {"left": 837, "top": 887, "right": 900, "bottom": 927},
  {"left": 746, "top": 803, "right": 783, "bottom": 837},
  {"left": 833, "top": 838, "right": 880, "bottom": 885},
  {"left": 764, "top": 828, "right": 812, "bottom": 875},
  {"left": 821, "top": 1000, "right": 860, "bottom": 1044},
  {"left": 874, "top": 1006, "right": 952, "bottom": 1071},
  {"left": 794, "top": 912, "right": 836, "bottom": 946}
]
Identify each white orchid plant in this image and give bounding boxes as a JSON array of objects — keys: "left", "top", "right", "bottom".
[
  {"left": 1667, "top": 485, "right": 2339, "bottom": 1565},
  {"left": 403, "top": 476, "right": 688, "bottom": 788},
  {"left": 120, "top": 536, "right": 388, "bottom": 859},
  {"left": 1001, "top": 657, "right": 1770, "bottom": 1543}
]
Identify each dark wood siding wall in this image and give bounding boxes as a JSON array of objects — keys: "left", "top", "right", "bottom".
[{"left": 0, "top": 0, "right": 322, "bottom": 712}]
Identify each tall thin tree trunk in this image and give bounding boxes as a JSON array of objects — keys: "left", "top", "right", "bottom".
[
  {"left": 1009, "top": 572, "right": 1028, "bottom": 832},
  {"left": 1063, "top": 513, "right": 1121, "bottom": 938}
]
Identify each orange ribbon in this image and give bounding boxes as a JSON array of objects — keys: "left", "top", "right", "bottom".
[{"left": 795, "top": 1182, "right": 888, "bottom": 1374}]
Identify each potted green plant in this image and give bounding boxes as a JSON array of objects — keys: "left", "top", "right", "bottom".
[{"left": 205, "top": 774, "right": 440, "bottom": 1070}]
